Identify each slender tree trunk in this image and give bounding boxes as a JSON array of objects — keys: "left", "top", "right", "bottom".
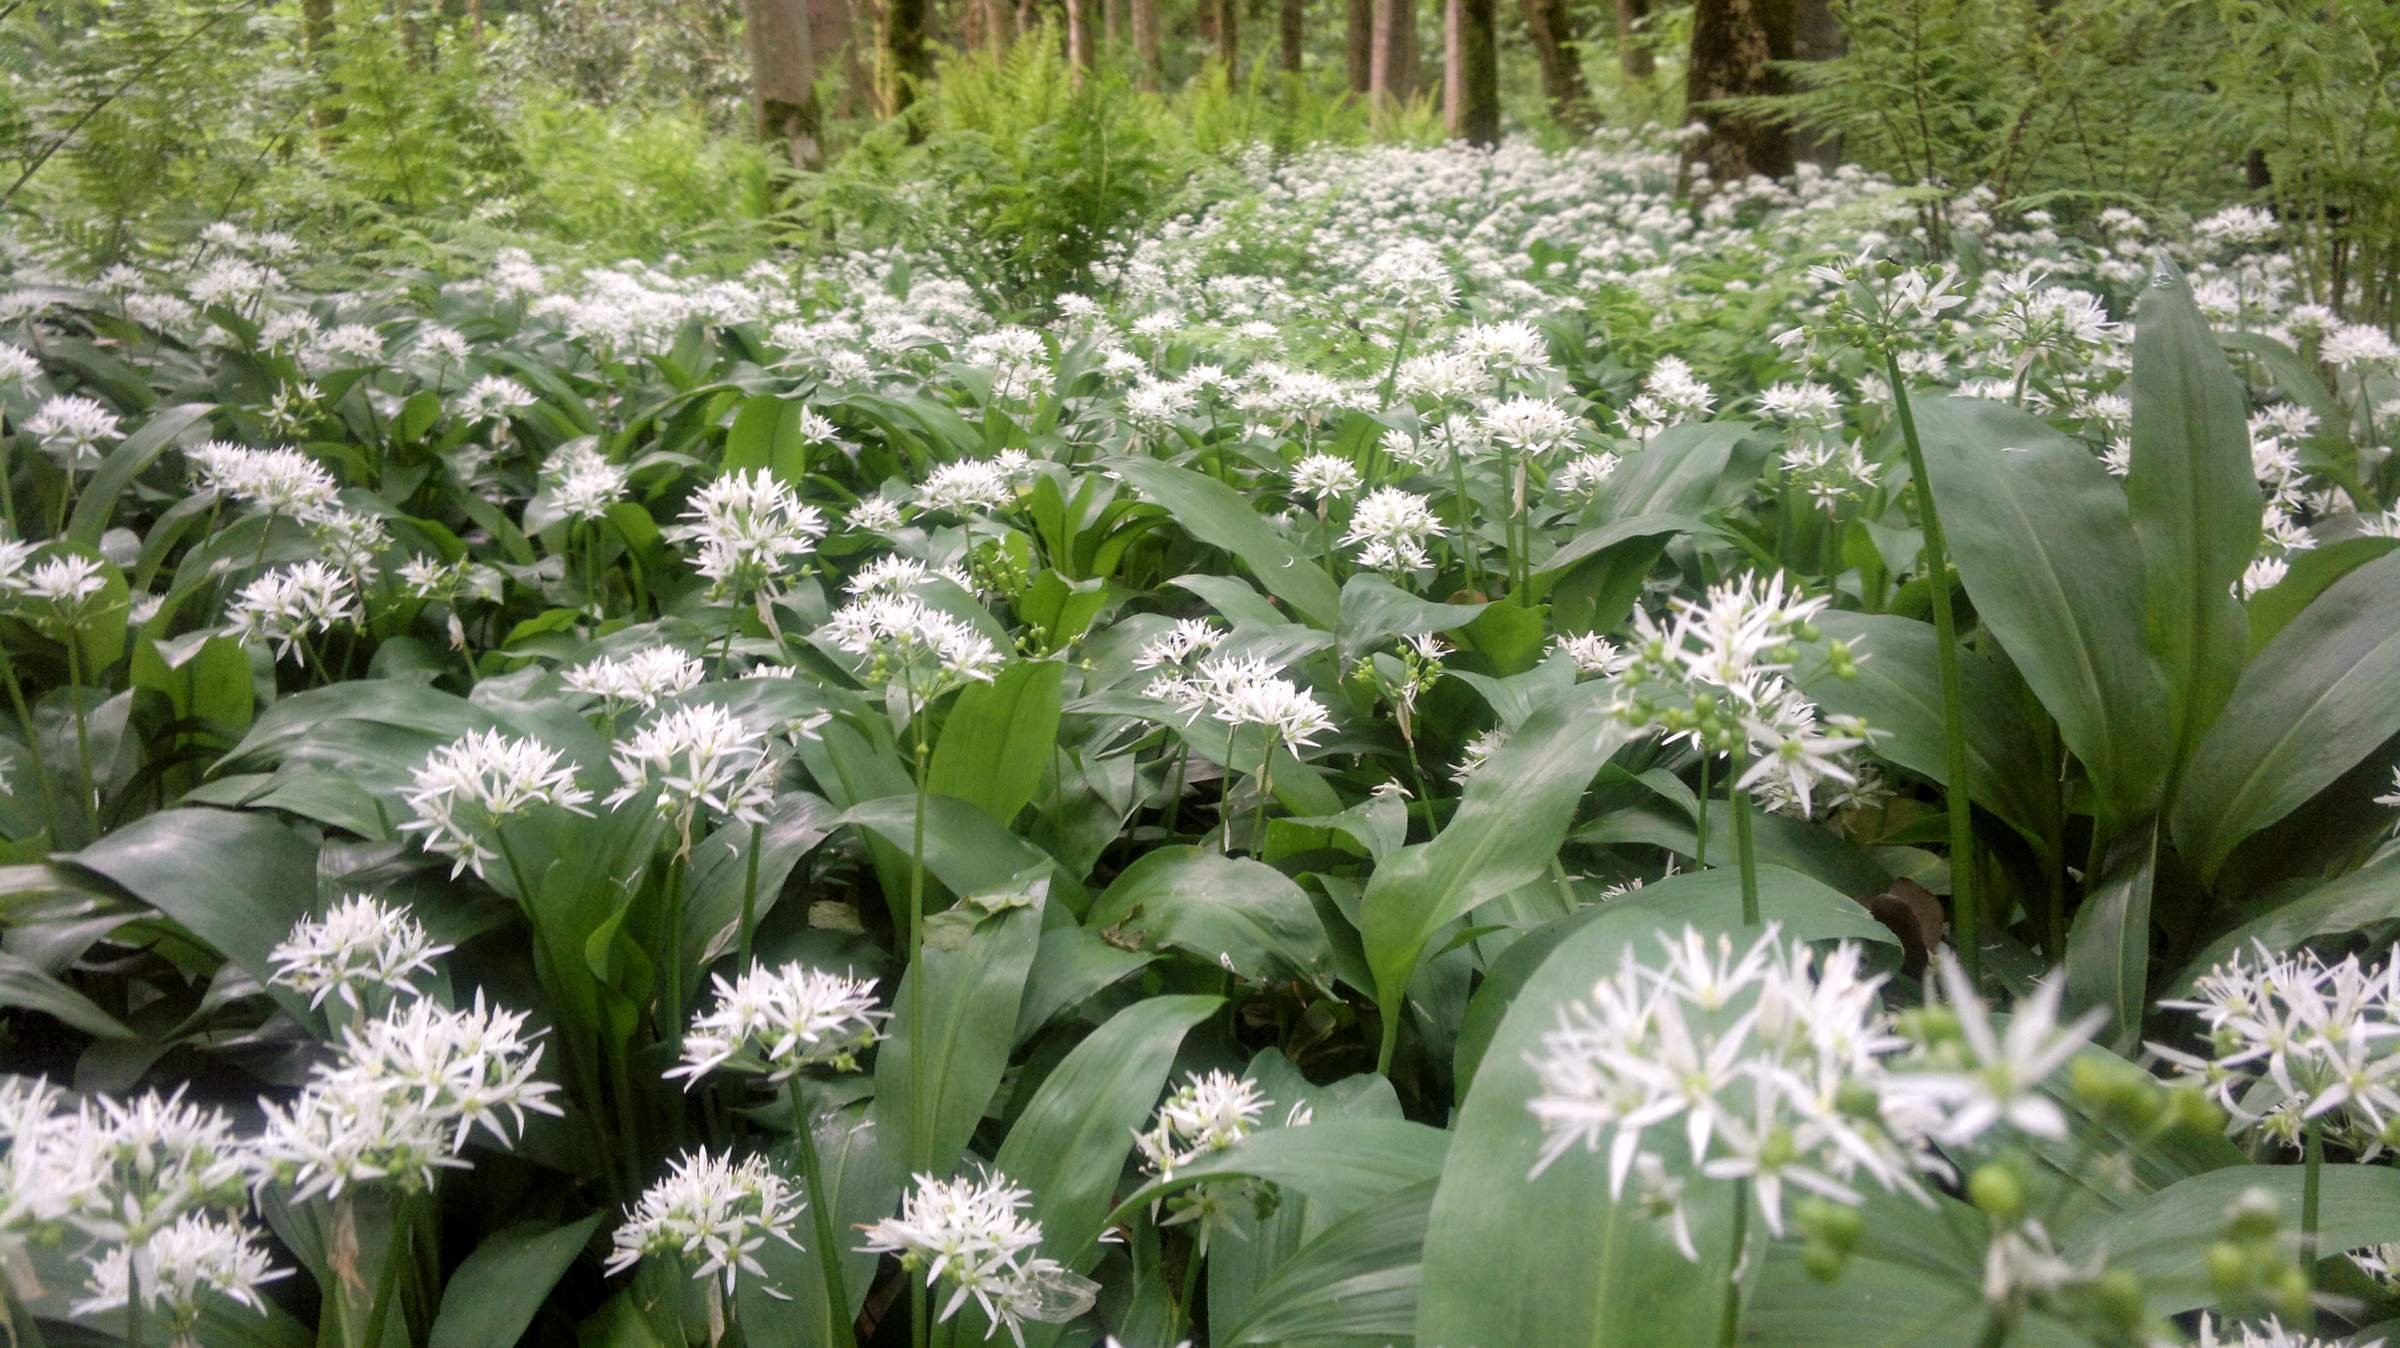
[
  {"left": 879, "top": 0, "right": 932, "bottom": 118},
  {"left": 1788, "top": 0, "right": 1842, "bottom": 165},
  {"left": 1346, "top": 0, "right": 1373, "bottom": 91},
  {"left": 1132, "top": 0, "right": 1162, "bottom": 84},
  {"left": 1216, "top": 0, "right": 1240, "bottom": 76},
  {"left": 1443, "top": 0, "right": 1497, "bottom": 143},
  {"left": 1280, "top": 0, "right": 1304, "bottom": 72},
  {"left": 1104, "top": 0, "right": 1122, "bottom": 53},
  {"left": 465, "top": 0, "right": 484, "bottom": 41},
  {"left": 1613, "top": 0, "right": 1653, "bottom": 79},
  {"left": 1069, "top": 0, "right": 1097, "bottom": 70},
  {"left": 1684, "top": 0, "right": 1794, "bottom": 183},
  {"left": 810, "top": 0, "right": 868, "bottom": 120},
  {"left": 746, "top": 0, "right": 824, "bottom": 168},
  {"left": 1520, "top": 0, "right": 1593, "bottom": 132},
  {"left": 301, "top": 0, "right": 340, "bottom": 132},
  {"left": 1370, "top": 0, "right": 1416, "bottom": 101}
]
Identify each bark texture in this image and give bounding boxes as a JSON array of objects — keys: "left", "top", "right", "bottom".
[
  {"left": 1684, "top": 0, "right": 1795, "bottom": 183},
  {"left": 746, "top": 0, "right": 825, "bottom": 169},
  {"left": 1132, "top": 0, "right": 1163, "bottom": 84},
  {"left": 1346, "top": 0, "right": 1374, "bottom": 91},
  {"left": 1281, "top": 0, "right": 1305, "bottom": 73},
  {"left": 878, "top": 0, "right": 933, "bottom": 118},
  {"left": 1443, "top": 0, "right": 1498, "bottom": 145},
  {"left": 1370, "top": 0, "right": 1417, "bottom": 102},
  {"left": 1520, "top": 0, "right": 1595, "bottom": 132},
  {"left": 1612, "top": 0, "right": 1653, "bottom": 80}
]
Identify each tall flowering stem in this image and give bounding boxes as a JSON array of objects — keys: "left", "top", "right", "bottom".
[
  {"left": 791, "top": 1080, "right": 859, "bottom": 1348},
  {"left": 2301, "top": 1121, "right": 2324, "bottom": 1329},
  {"left": 1728, "top": 767, "right": 1760, "bottom": 927},
  {"left": 1884, "top": 351, "right": 1980, "bottom": 981}
]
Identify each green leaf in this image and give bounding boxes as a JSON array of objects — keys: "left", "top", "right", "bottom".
[
  {"left": 0, "top": 947, "right": 134, "bottom": 1039},
  {"left": 839, "top": 794, "right": 1080, "bottom": 910},
  {"left": 1361, "top": 685, "right": 1628, "bottom": 1042},
  {"left": 1107, "top": 456, "right": 1342, "bottom": 629},
  {"left": 2066, "top": 1165, "right": 2400, "bottom": 1315},
  {"left": 2168, "top": 849, "right": 2400, "bottom": 993},
  {"left": 1106, "top": 1118, "right": 1449, "bottom": 1226},
  {"left": 993, "top": 994, "right": 1220, "bottom": 1263},
  {"left": 871, "top": 885, "right": 1047, "bottom": 1174},
  {"left": 67, "top": 402, "right": 213, "bottom": 547},
  {"left": 739, "top": 1097, "right": 900, "bottom": 1344},
  {"left": 2127, "top": 258, "right": 2260, "bottom": 770},
  {"left": 427, "top": 1215, "right": 604, "bottom": 1348},
  {"left": 2062, "top": 824, "right": 2157, "bottom": 1053},
  {"left": 1913, "top": 395, "right": 2171, "bottom": 826},
  {"left": 66, "top": 807, "right": 320, "bottom": 1021},
  {"left": 1452, "top": 866, "right": 1895, "bottom": 1101},
  {"left": 724, "top": 394, "right": 814, "bottom": 487},
  {"left": 1800, "top": 612, "right": 2055, "bottom": 848},
  {"left": 1083, "top": 846, "right": 1333, "bottom": 984},
  {"left": 1419, "top": 900, "right": 1731, "bottom": 1347},
  {"left": 928, "top": 660, "right": 1065, "bottom": 826},
  {"left": 1336, "top": 574, "right": 1487, "bottom": 661},
  {"left": 1215, "top": 1179, "right": 1434, "bottom": 1347},
  {"left": 2170, "top": 552, "right": 2400, "bottom": 884},
  {"left": 2246, "top": 535, "right": 2397, "bottom": 654}
]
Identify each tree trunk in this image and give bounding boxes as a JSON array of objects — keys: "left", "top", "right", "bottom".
[
  {"left": 1520, "top": 0, "right": 1594, "bottom": 133},
  {"left": 811, "top": 0, "right": 869, "bottom": 120},
  {"left": 1216, "top": 0, "right": 1240, "bottom": 76},
  {"left": 1370, "top": 0, "right": 1416, "bottom": 102},
  {"left": 746, "top": 0, "right": 825, "bottom": 168},
  {"left": 1131, "top": 0, "right": 1162, "bottom": 84},
  {"left": 1612, "top": 0, "right": 1652, "bottom": 80},
  {"left": 301, "top": 0, "right": 341, "bottom": 132},
  {"left": 1103, "top": 0, "right": 1122, "bottom": 53},
  {"left": 879, "top": 0, "right": 932, "bottom": 118},
  {"left": 1280, "top": 0, "right": 1304, "bottom": 72},
  {"left": 1069, "top": 0, "right": 1097, "bottom": 70},
  {"left": 1788, "top": 0, "right": 1842, "bottom": 165},
  {"left": 1443, "top": 0, "right": 1497, "bottom": 144},
  {"left": 1684, "top": 0, "right": 1794, "bottom": 183},
  {"left": 1346, "top": 0, "right": 1373, "bottom": 91}
]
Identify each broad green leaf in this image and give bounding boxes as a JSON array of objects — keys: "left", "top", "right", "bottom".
[
  {"left": 1215, "top": 1179, "right": 1434, "bottom": 1347},
  {"left": 723, "top": 393, "right": 814, "bottom": 486},
  {"left": 2168, "top": 848, "right": 2400, "bottom": 992},
  {"left": 2170, "top": 552, "right": 2400, "bottom": 884},
  {"left": 2127, "top": 259, "right": 2259, "bottom": 770},
  {"left": 67, "top": 401, "right": 213, "bottom": 547},
  {"left": 871, "top": 885, "right": 1046, "bottom": 1175},
  {"left": 682, "top": 792, "right": 836, "bottom": 968},
  {"left": 1083, "top": 845, "right": 1333, "bottom": 984},
  {"left": 2063, "top": 825, "right": 2157, "bottom": 1053},
  {"left": 1106, "top": 1118, "right": 1449, "bottom": 1226},
  {"left": 1107, "top": 456, "right": 1342, "bottom": 628},
  {"left": 740, "top": 1097, "right": 901, "bottom": 1346},
  {"left": 1361, "top": 684, "right": 1628, "bottom": 1048},
  {"left": 1913, "top": 395, "right": 2170, "bottom": 826},
  {"left": 1419, "top": 900, "right": 1732, "bottom": 1347},
  {"left": 1802, "top": 612, "right": 2055, "bottom": 848},
  {"left": 927, "top": 659, "right": 1066, "bottom": 826},
  {"left": 2246, "top": 535, "right": 2398, "bottom": 654},
  {"left": 1452, "top": 866, "right": 1894, "bottom": 1102},
  {"left": 0, "top": 947, "right": 134, "bottom": 1039},
  {"left": 1015, "top": 923, "right": 1155, "bottom": 1043},
  {"left": 2066, "top": 1165, "right": 2400, "bottom": 1315},
  {"left": 427, "top": 1215, "right": 604, "bottom": 1348},
  {"left": 840, "top": 794, "right": 1082, "bottom": 911},
  {"left": 1336, "top": 574, "right": 1487, "bottom": 661},
  {"left": 67, "top": 807, "right": 320, "bottom": 1021},
  {"left": 993, "top": 995, "right": 1220, "bottom": 1262}
]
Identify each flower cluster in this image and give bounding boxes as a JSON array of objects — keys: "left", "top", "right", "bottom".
[
  {"left": 399, "top": 729, "right": 595, "bottom": 880},
  {"left": 607, "top": 1149, "right": 807, "bottom": 1299},
  {"left": 2152, "top": 942, "right": 2400, "bottom": 1154},
  {"left": 268, "top": 894, "right": 452, "bottom": 1012},
  {"left": 606, "top": 701, "right": 780, "bottom": 849},
  {"left": 821, "top": 593, "right": 1004, "bottom": 702},
  {"left": 668, "top": 963, "right": 886, "bottom": 1085},
  {"left": 861, "top": 1169, "right": 1099, "bottom": 1347},
  {"left": 224, "top": 560, "right": 361, "bottom": 665},
  {"left": 668, "top": 468, "right": 828, "bottom": 599}
]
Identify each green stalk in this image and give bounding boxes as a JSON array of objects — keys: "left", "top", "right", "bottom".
[
  {"left": 357, "top": 1195, "right": 412, "bottom": 1348},
  {"left": 0, "top": 649, "right": 62, "bottom": 840},
  {"left": 1730, "top": 775, "right": 1760, "bottom": 928},
  {"left": 661, "top": 851, "right": 688, "bottom": 1060},
  {"left": 1170, "top": 1233, "right": 1205, "bottom": 1343},
  {"left": 790, "top": 1080, "right": 859, "bottom": 1348},
  {"left": 123, "top": 1246, "right": 142, "bottom": 1348},
  {"left": 2301, "top": 1121, "right": 2324, "bottom": 1330},
  {"left": 1716, "top": 1180, "right": 1749, "bottom": 1347},
  {"left": 1695, "top": 753, "right": 1711, "bottom": 868},
  {"left": 1443, "top": 419, "right": 1483, "bottom": 594},
  {"left": 63, "top": 639, "right": 95, "bottom": 836},
  {"left": 736, "top": 820, "right": 765, "bottom": 971},
  {"left": 1885, "top": 351, "right": 1980, "bottom": 982},
  {"left": 1247, "top": 742, "right": 1273, "bottom": 857}
]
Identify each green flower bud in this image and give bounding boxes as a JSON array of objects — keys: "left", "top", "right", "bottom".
[
  {"left": 2205, "top": 1242, "right": 2250, "bottom": 1299},
  {"left": 2092, "top": 1269, "right": 2144, "bottom": 1329},
  {"left": 1967, "top": 1164, "right": 2023, "bottom": 1222},
  {"left": 1800, "top": 1240, "right": 1846, "bottom": 1283}
]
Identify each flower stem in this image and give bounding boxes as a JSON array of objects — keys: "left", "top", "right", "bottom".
[
  {"left": 63, "top": 640, "right": 95, "bottom": 835},
  {"left": 907, "top": 717, "right": 931, "bottom": 1176},
  {"left": 1695, "top": 753, "right": 1711, "bottom": 868},
  {"left": 1885, "top": 351, "right": 1979, "bottom": 982},
  {"left": 737, "top": 820, "right": 764, "bottom": 971},
  {"left": 790, "top": 1080, "right": 859, "bottom": 1348},
  {"left": 2301, "top": 1120, "right": 2324, "bottom": 1329},
  {"left": 1730, "top": 777, "right": 1760, "bottom": 928},
  {"left": 358, "top": 1195, "right": 413, "bottom": 1348},
  {"left": 1170, "top": 1233, "right": 1205, "bottom": 1343},
  {"left": 1443, "top": 419, "right": 1483, "bottom": 594},
  {"left": 123, "top": 1246, "right": 142, "bottom": 1348},
  {"left": 0, "top": 648, "right": 63, "bottom": 841},
  {"left": 1716, "top": 1181, "right": 1749, "bottom": 1347}
]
